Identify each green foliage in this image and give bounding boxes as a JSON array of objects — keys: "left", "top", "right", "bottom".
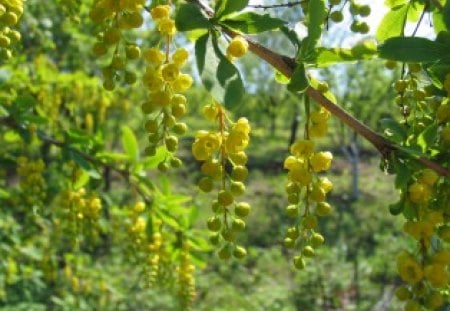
[
  {"left": 1, "top": 0, "right": 450, "bottom": 310},
  {"left": 219, "top": 12, "right": 285, "bottom": 34},
  {"left": 175, "top": 4, "right": 211, "bottom": 31}
]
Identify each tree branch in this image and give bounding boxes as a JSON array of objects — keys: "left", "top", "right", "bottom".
[
  {"left": 0, "top": 116, "right": 153, "bottom": 203},
  {"left": 187, "top": 0, "right": 450, "bottom": 178},
  {"left": 248, "top": 1, "right": 306, "bottom": 9}
]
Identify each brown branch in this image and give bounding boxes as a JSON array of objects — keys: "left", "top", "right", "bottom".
[
  {"left": 0, "top": 116, "right": 153, "bottom": 203},
  {"left": 248, "top": 1, "right": 306, "bottom": 9},
  {"left": 187, "top": 0, "right": 450, "bottom": 178}
]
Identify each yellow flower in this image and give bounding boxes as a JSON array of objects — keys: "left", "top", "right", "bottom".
[
  {"left": 172, "top": 48, "right": 189, "bottom": 67},
  {"left": 227, "top": 36, "right": 248, "bottom": 58},
  {"left": 310, "top": 151, "right": 333, "bottom": 172},
  {"left": 172, "top": 74, "right": 193, "bottom": 92},
  {"left": 151, "top": 5, "right": 170, "bottom": 20},
  {"left": 310, "top": 185, "right": 326, "bottom": 202},
  {"left": 432, "top": 250, "right": 450, "bottom": 265},
  {"left": 234, "top": 117, "right": 251, "bottom": 134},
  {"left": 202, "top": 103, "right": 220, "bottom": 120},
  {"left": 158, "top": 18, "right": 176, "bottom": 36},
  {"left": 283, "top": 156, "right": 304, "bottom": 170},
  {"left": 226, "top": 118, "right": 251, "bottom": 153},
  {"left": 151, "top": 90, "right": 171, "bottom": 107},
  {"left": 408, "top": 182, "right": 431, "bottom": 204},
  {"left": 309, "top": 122, "right": 328, "bottom": 138},
  {"left": 318, "top": 177, "right": 333, "bottom": 193},
  {"left": 143, "top": 48, "right": 165, "bottom": 65},
  {"left": 310, "top": 108, "right": 330, "bottom": 123},
  {"left": 418, "top": 169, "right": 439, "bottom": 186},
  {"left": 226, "top": 130, "right": 249, "bottom": 153},
  {"left": 290, "top": 139, "right": 315, "bottom": 157},
  {"left": 397, "top": 252, "right": 423, "bottom": 284},
  {"left": 424, "top": 264, "right": 448, "bottom": 287},
  {"left": 192, "top": 131, "right": 222, "bottom": 161},
  {"left": 288, "top": 167, "right": 312, "bottom": 186},
  {"left": 161, "top": 63, "right": 180, "bottom": 82}
]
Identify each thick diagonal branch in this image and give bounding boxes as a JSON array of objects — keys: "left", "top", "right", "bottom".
[{"left": 187, "top": 0, "right": 450, "bottom": 178}]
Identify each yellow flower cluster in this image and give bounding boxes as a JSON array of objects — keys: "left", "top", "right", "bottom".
[
  {"left": 437, "top": 96, "right": 450, "bottom": 144},
  {"left": 0, "top": 0, "right": 22, "bottom": 60},
  {"left": 141, "top": 5, "right": 192, "bottom": 171},
  {"left": 17, "top": 156, "right": 46, "bottom": 206},
  {"left": 151, "top": 5, "right": 176, "bottom": 36},
  {"left": 408, "top": 169, "right": 438, "bottom": 204},
  {"left": 309, "top": 107, "right": 330, "bottom": 138},
  {"left": 177, "top": 245, "right": 196, "bottom": 309},
  {"left": 90, "top": 0, "right": 144, "bottom": 89},
  {"left": 63, "top": 188, "right": 102, "bottom": 220},
  {"left": 283, "top": 138, "right": 333, "bottom": 269},
  {"left": 394, "top": 167, "right": 450, "bottom": 309},
  {"left": 395, "top": 250, "right": 449, "bottom": 310},
  {"left": 193, "top": 102, "right": 251, "bottom": 260},
  {"left": 89, "top": 0, "right": 144, "bottom": 26},
  {"left": 146, "top": 230, "right": 172, "bottom": 288},
  {"left": 59, "top": 188, "right": 102, "bottom": 246}
]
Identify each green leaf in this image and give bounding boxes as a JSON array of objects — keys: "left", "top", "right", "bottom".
[
  {"left": 195, "top": 33, "right": 209, "bottom": 74},
  {"left": 287, "top": 63, "right": 309, "bottom": 93},
  {"left": 299, "top": 0, "right": 327, "bottom": 60},
  {"left": 385, "top": 0, "right": 407, "bottom": 8},
  {"left": 217, "top": 58, "right": 237, "bottom": 85},
  {"left": 378, "top": 37, "right": 448, "bottom": 63},
  {"left": 155, "top": 208, "right": 181, "bottom": 230},
  {"left": 121, "top": 126, "right": 139, "bottom": 163},
  {"left": 0, "top": 188, "right": 10, "bottom": 199},
  {"left": 417, "top": 123, "right": 439, "bottom": 152},
  {"left": 220, "top": 12, "right": 285, "bottom": 34},
  {"left": 215, "top": 0, "right": 249, "bottom": 18},
  {"left": 142, "top": 146, "right": 169, "bottom": 169},
  {"left": 315, "top": 42, "right": 377, "bottom": 67},
  {"left": 379, "top": 118, "right": 407, "bottom": 143},
  {"left": 389, "top": 200, "right": 405, "bottom": 216},
  {"left": 224, "top": 76, "right": 244, "bottom": 108},
  {"left": 95, "top": 152, "right": 129, "bottom": 162},
  {"left": 274, "top": 70, "right": 290, "bottom": 84},
  {"left": 443, "top": 1, "right": 450, "bottom": 30},
  {"left": 187, "top": 205, "right": 200, "bottom": 227},
  {"left": 407, "top": 3, "right": 424, "bottom": 22},
  {"left": 402, "top": 200, "right": 417, "bottom": 219},
  {"left": 392, "top": 156, "right": 411, "bottom": 188},
  {"left": 198, "top": 34, "right": 225, "bottom": 102},
  {"left": 376, "top": 4, "right": 409, "bottom": 42},
  {"left": 73, "top": 169, "right": 90, "bottom": 190},
  {"left": 68, "top": 150, "right": 101, "bottom": 179},
  {"left": 175, "top": 4, "right": 211, "bottom": 31},
  {"left": 188, "top": 235, "right": 213, "bottom": 251},
  {"left": 425, "top": 58, "right": 450, "bottom": 89},
  {"left": 280, "top": 26, "right": 302, "bottom": 49},
  {"left": 396, "top": 145, "right": 425, "bottom": 159},
  {"left": 212, "top": 37, "right": 244, "bottom": 108},
  {"left": 3, "top": 130, "right": 21, "bottom": 143}
]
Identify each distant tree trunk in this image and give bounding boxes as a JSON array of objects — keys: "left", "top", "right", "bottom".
[
  {"left": 341, "top": 132, "right": 360, "bottom": 200},
  {"left": 371, "top": 285, "right": 395, "bottom": 311},
  {"left": 269, "top": 97, "right": 277, "bottom": 137},
  {"left": 354, "top": 255, "right": 360, "bottom": 308},
  {"left": 289, "top": 103, "right": 300, "bottom": 148}
]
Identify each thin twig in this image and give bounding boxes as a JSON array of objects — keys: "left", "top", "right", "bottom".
[{"left": 248, "top": 1, "right": 306, "bottom": 9}]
